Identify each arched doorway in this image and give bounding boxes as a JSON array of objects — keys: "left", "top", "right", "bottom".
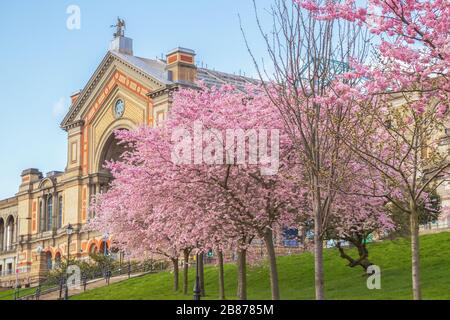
[
  {"left": 98, "top": 131, "right": 129, "bottom": 174},
  {"left": 0, "top": 218, "right": 4, "bottom": 251}
]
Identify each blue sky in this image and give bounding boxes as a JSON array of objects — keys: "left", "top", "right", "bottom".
[{"left": 0, "top": 0, "right": 273, "bottom": 199}]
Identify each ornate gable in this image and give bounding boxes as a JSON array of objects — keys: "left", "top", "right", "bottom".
[
  {"left": 61, "top": 44, "right": 173, "bottom": 179},
  {"left": 61, "top": 51, "right": 168, "bottom": 130}
]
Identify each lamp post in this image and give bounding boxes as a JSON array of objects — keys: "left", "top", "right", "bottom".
[
  {"left": 102, "top": 233, "right": 109, "bottom": 283},
  {"left": 66, "top": 224, "right": 73, "bottom": 262},
  {"left": 193, "top": 251, "right": 201, "bottom": 301},
  {"left": 64, "top": 224, "right": 73, "bottom": 300}
]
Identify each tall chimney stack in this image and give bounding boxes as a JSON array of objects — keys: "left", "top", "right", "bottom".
[{"left": 165, "top": 47, "right": 197, "bottom": 83}]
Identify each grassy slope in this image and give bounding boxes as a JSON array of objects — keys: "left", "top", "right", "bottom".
[
  {"left": 68, "top": 232, "right": 449, "bottom": 300},
  {"left": 0, "top": 287, "right": 36, "bottom": 301}
]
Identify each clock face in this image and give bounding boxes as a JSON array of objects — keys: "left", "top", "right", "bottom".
[{"left": 114, "top": 99, "right": 125, "bottom": 118}]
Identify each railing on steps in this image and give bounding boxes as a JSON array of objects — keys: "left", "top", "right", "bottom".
[{"left": 14, "top": 261, "right": 168, "bottom": 301}]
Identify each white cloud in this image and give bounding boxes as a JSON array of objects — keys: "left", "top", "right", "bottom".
[{"left": 52, "top": 97, "right": 67, "bottom": 117}]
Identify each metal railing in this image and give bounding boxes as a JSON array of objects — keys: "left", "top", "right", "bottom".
[
  {"left": 420, "top": 221, "right": 450, "bottom": 231},
  {"left": 15, "top": 261, "right": 168, "bottom": 301}
]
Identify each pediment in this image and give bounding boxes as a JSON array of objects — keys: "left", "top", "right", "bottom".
[
  {"left": 38, "top": 178, "right": 56, "bottom": 190},
  {"left": 60, "top": 51, "right": 169, "bottom": 130}
]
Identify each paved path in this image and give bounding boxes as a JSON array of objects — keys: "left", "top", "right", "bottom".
[{"left": 39, "top": 272, "right": 147, "bottom": 300}]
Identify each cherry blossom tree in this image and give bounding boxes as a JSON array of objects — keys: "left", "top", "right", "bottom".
[
  {"left": 91, "top": 83, "right": 302, "bottom": 300},
  {"left": 297, "top": 0, "right": 449, "bottom": 300},
  {"left": 243, "top": 0, "right": 372, "bottom": 300},
  {"left": 92, "top": 131, "right": 197, "bottom": 293},
  {"left": 347, "top": 98, "right": 448, "bottom": 299},
  {"left": 325, "top": 163, "right": 395, "bottom": 271},
  {"left": 163, "top": 84, "right": 301, "bottom": 300}
]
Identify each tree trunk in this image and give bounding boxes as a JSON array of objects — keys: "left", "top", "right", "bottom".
[
  {"left": 264, "top": 229, "right": 280, "bottom": 300},
  {"left": 183, "top": 249, "right": 190, "bottom": 295},
  {"left": 336, "top": 240, "right": 373, "bottom": 272},
  {"left": 171, "top": 258, "right": 179, "bottom": 292},
  {"left": 237, "top": 249, "right": 247, "bottom": 300},
  {"left": 199, "top": 253, "right": 205, "bottom": 297},
  {"left": 218, "top": 251, "right": 225, "bottom": 300},
  {"left": 313, "top": 194, "right": 325, "bottom": 300},
  {"left": 410, "top": 202, "right": 422, "bottom": 300}
]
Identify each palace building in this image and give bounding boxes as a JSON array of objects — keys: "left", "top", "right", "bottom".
[
  {"left": 0, "top": 25, "right": 256, "bottom": 288},
  {"left": 1, "top": 22, "right": 449, "bottom": 289}
]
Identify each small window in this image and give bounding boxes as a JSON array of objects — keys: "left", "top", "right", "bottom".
[
  {"left": 7, "top": 263, "right": 13, "bottom": 275},
  {"left": 156, "top": 111, "right": 165, "bottom": 127}
]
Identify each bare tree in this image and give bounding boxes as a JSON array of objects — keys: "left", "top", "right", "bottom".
[{"left": 242, "top": 0, "right": 370, "bottom": 299}]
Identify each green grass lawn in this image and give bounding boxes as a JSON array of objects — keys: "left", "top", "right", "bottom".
[
  {"left": 69, "top": 232, "right": 449, "bottom": 300},
  {"left": 0, "top": 287, "right": 36, "bottom": 301}
]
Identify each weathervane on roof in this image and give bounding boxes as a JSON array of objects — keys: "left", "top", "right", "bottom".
[{"left": 111, "top": 17, "right": 126, "bottom": 38}]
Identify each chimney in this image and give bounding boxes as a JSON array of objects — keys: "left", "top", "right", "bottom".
[
  {"left": 21, "top": 169, "right": 43, "bottom": 185},
  {"left": 70, "top": 90, "right": 82, "bottom": 105},
  {"left": 165, "top": 47, "right": 197, "bottom": 83}
]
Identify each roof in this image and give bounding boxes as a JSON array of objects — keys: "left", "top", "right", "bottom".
[
  {"left": 197, "top": 68, "right": 258, "bottom": 90},
  {"left": 113, "top": 51, "right": 257, "bottom": 89},
  {"left": 0, "top": 196, "right": 18, "bottom": 210},
  {"left": 61, "top": 50, "right": 257, "bottom": 130},
  {"left": 110, "top": 51, "right": 172, "bottom": 85}
]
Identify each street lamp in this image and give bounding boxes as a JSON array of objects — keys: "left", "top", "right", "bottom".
[
  {"left": 64, "top": 224, "right": 73, "bottom": 300},
  {"left": 193, "top": 250, "right": 201, "bottom": 301},
  {"left": 66, "top": 224, "right": 73, "bottom": 262}
]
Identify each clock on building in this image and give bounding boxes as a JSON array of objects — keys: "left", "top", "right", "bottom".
[{"left": 114, "top": 99, "right": 125, "bottom": 118}]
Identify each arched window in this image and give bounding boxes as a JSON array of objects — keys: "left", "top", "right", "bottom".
[
  {"left": 47, "top": 195, "right": 53, "bottom": 231},
  {"left": 54, "top": 252, "right": 61, "bottom": 269},
  {"left": 46, "top": 251, "right": 53, "bottom": 270},
  {"left": 89, "top": 244, "right": 98, "bottom": 255},
  {"left": 0, "top": 219, "right": 4, "bottom": 251},
  {"left": 58, "top": 196, "right": 63, "bottom": 229},
  {"left": 39, "top": 200, "right": 44, "bottom": 232},
  {"left": 6, "top": 217, "right": 14, "bottom": 251}
]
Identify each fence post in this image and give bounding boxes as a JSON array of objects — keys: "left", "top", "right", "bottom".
[
  {"left": 35, "top": 285, "right": 41, "bottom": 301},
  {"left": 82, "top": 274, "right": 87, "bottom": 292},
  {"left": 59, "top": 277, "right": 64, "bottom": 299},
  {"left": 64, "top": 278, "right": 69, "bottom": 301}
]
